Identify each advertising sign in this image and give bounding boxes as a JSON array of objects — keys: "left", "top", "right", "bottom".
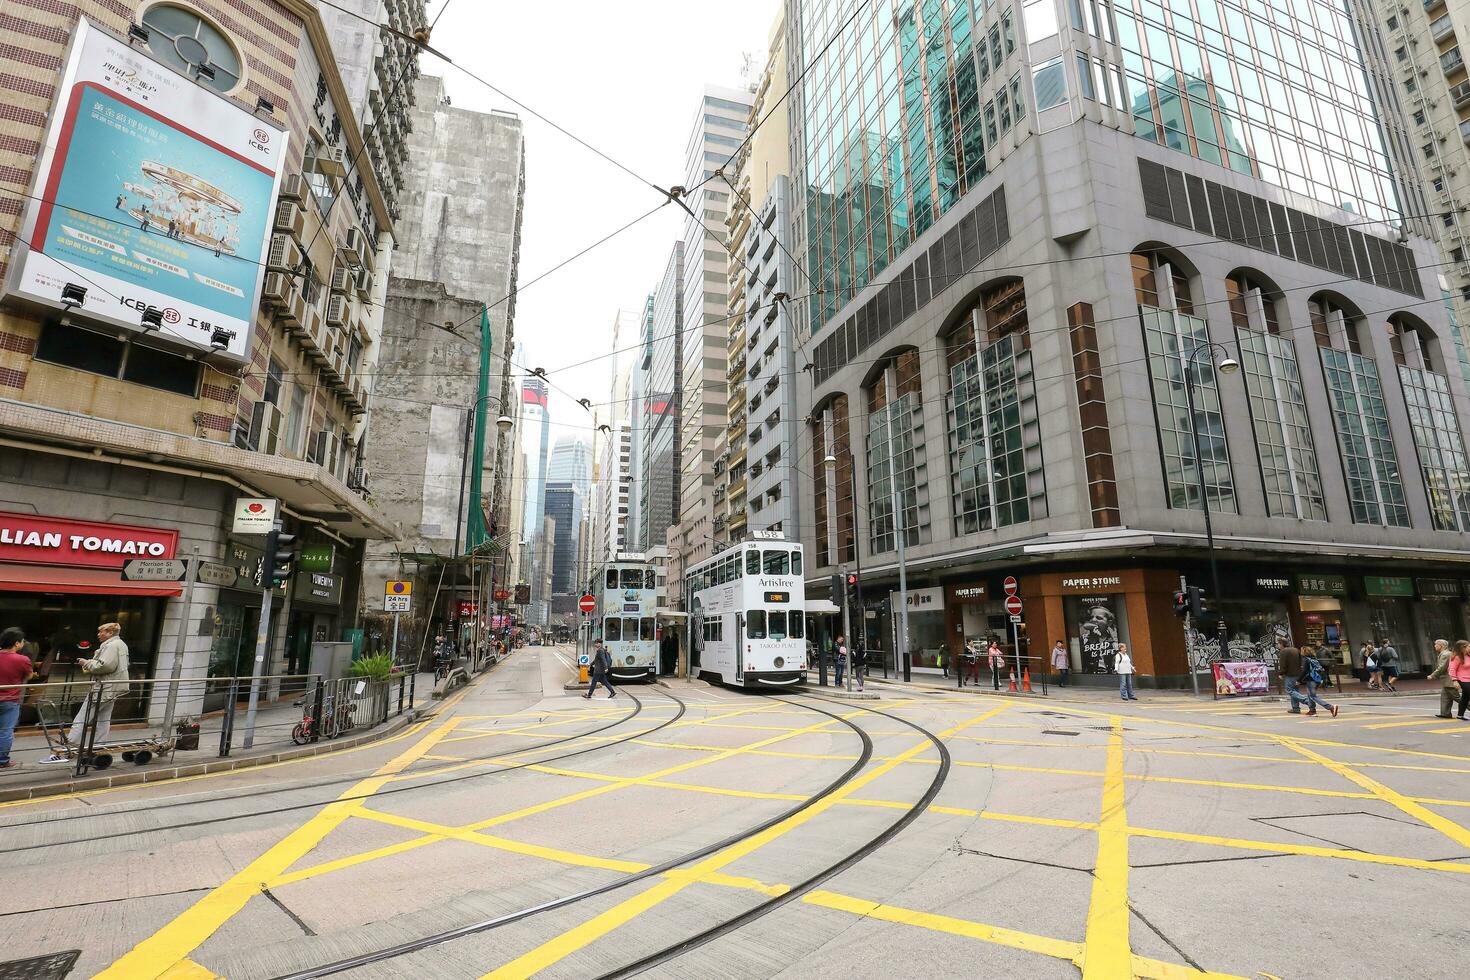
[
  {"left": 1212, "top": 661, "right": 1270, "bottom": 696},
  {"left": 7, "top": 20, "right": 287, "bottom": 360},
  {"left": 231, "top": 497, "right": 277, "bottom": 534},
  {"left": 514, "top": 584, "right": 531, "bottom": 605},
  {"left": 293, "top": 571, "right": 341, "bottom": 606},
  {"left": 0, "top": 511, "right": 177, "bottom": 568},
  {"left": 299, "top": 545, "right": 335, "bottom": 573},
  {"left": 1075, "top": 595, "right": 1120, "bottom": 674}
]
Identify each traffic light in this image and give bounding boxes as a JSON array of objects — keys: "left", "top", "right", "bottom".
[
  {"left": 1172, "top": 590, "right": 1188, "bottom": 617},
  {"left": 1187, "top": 585, "right": 1206, "bottom": 618},
  {"left": 846, "top": 572, "right": 859, "bottom": 588},
  {"left": 264, "top": 529, "right": 298, "bottom": 587},
  {"left": 831, "top": 572, "right": 845, "bottom": 607}
]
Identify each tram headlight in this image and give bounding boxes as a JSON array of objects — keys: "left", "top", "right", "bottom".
[
  {"left": 625, "top": 655, "right": 635, "bottom": 666},
  {"left": 774, "top": 656, "right": 785, "bottom": 668}
]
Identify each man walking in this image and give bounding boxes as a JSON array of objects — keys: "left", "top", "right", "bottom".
[
  {"left": 833, "top": 636, "right": 848, "bottom": 688},
  {"left": 1298, "top": 644, "right": 1339, "bottom": 717},
  {"left": 1428, "top": 639, "right": 1457, "bottom": 718},
  {"left": 1375, "top": 638, "right": 1399, "bottom": 693},
  {"left": 0, "top": 628, "right": 34, "bottom": 770},
  {"left": 583, "top": 640, "right": 615, "bottom": 699},
  {"left": 1276, "top": 637, "right": 1310, "bottom": 714},
  {"left": 852, "top": 642, "right": 868, "bottom": 692},
  {"left": 1051, "top": 640, "right": 1070, "bottom": 687},
  {"left": 42, "top": 622, "right": 129, "bottom": 762}
]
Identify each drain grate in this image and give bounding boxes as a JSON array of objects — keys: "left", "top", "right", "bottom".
[
  {"left": 0, "top": 951, "right": 81, "bottom": 980},
  {"left": 1041, "top": 729, "right": 1080, "bottom": 737}
]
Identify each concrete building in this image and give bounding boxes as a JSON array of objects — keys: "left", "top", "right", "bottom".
[
  {"left": 0, "top": 3, "right": 397, "bottom": 720},
  {"left": 627, "top": 295, "right": 654, "bottom": 550},
  {"left": 518, "top": 377, "right": 551, "bottom": 623},
  {"left": 544, "top": 481, "right": 584, "bottom": 621},
  {"left": 316, "top": 0, "right": 424, "bottom": 223},
  {"left": 725, "top": 13, "right": 800, "bottom": 540},
  {"left": 592, "top": 308, "right": 637, "bottom": 566},
  {"left": 547, "top": 437, "right": 592, "bottom": 502},
  {"left": 672, "top": 86, "right": 754, "bottom": 569},
  {"left": 791, "top": 0, "right": 1470, "bottom": 684},
  {"left": 639, "top": 245, "right": 684, "bottom": 554}
]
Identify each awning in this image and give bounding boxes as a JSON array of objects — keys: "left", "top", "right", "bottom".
[
  {"left": 656, "top": 611, "right": 690, "bottom": 620},
  {"left": 805, "top": 599, "right": 841, "bottom": 614},
  {"left": 0, "top": 563, "right": 181, "bottom": 596}
]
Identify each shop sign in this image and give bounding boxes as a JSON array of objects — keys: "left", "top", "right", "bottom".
[
  {"left": 890, "top": 587, "right": 943, "bottom": 610},
  {"left": 1418, "top": 578, "right": 1464, "bottom": 599},
  {"left": 299, "top": 545, "right": 334, "bottom": 572},
  {"left": 0, "top": 510, "right": 177, "bottom": 568},
  {"left": 514, "top": 584, "right": 531, "bottom": 604},
  {"left": 1252, "top": 576, "right": 1291, "bottom": 592},
  {"left": 948, "top": 584, "right": 987, "bottom": 601},
  {"left": 1363, "top": 575, "right": 1414, "bottom": 598},
  {"left": 1294, "top": 573, "right": 1346, "bottom": 597},
  {"left": 293, "top": 571, "right": 341, "bottom": 605},
  {"left": 226, "top": 539, "right": 265, "bottom": 590},
  {"left": 231, "top": 498, "right": 278, "bottom": 534},
  {"left": 456, "top": 600, "right": 479, "bottom": 618},
  {"left": 1059, "top": 573, "right": 1125, "bottom": 593}
]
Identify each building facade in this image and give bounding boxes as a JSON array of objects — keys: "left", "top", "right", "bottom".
[
  {"left": 639, "top": 244, "right": 683, "bottom": 554},
  {"left": 519, "top": 377, "right": 551, "bottom": 625},
  {"left": 792, "top": 0, "right": 1470, "bottom": 683},
  {"left": 0, "top": 1, "right": 397, "bottom": 719}
]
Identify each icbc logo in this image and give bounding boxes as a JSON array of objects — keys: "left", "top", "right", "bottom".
[
  {"left": 253, "top": 128, "right": 270, "bottom": 144},
  {"left": 162, "top": 308, "right": 181, "bottom": 324}
]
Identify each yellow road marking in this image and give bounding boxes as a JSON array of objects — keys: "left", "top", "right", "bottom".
[
  {"left": 1080, "top": 717, "right": 1130, "bottom": 979},
  {"left": 1126, "top": 824, "right": 1470, "bottom": 875},
  {"left": 1365, "top": 717, "right": 1455, "bottom": 730},
  {"left": 481, "top": 704, "right": 1009, "bottom": 979},
  {"left": 1426, "top": 726, "right": 1470, "bottom": 735},
  {"left": 98, "top": 716, "right": 461, "bottom": 979}
]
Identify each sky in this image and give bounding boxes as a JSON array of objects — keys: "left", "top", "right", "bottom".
[{"left": 425, "top": 0, "right": 780, "bottom": 453}]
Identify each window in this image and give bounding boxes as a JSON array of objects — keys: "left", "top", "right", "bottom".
[
  {"left": 789, "top": 615, "right": 804, "bottom": 639},
  {"left": 762, "top": 550, "right": 790, "bottom": 575},
  {"left": 605, "top": 618, "right": 623, "bottom": 641},
  {"left": 868, "top": 351, "right": 930, "bottom": 552},
  {"left": 624, "top": 617, "right": 641, "bottom": 639},
  {"left": 1387, "top": 14, "right": 1398, "bottom": 28},
  {"left": 264, "top": 359, "right": 284, "bottom": 405},
  {"left": 768, "top": 611, "right": 788, "bottom": 640},
  {"left": 791, "top": 551, "right": 802, "bottom": 575},
  {"left": 747, "top": 610, "right": 766, "bottom": 639},
  {"left": 1033, "top": 58, "right": 1067, "bottom": 110},
  {"left": 1395, "top": 46, "right": 1408, "bottom": 63},
  {"left": 619, "top": 568, "right": 645, "bottom": 588},
  {"left": 640, "top": 617, "right": 656, "bottom": 641},
  {"left": 34, "top": 323, "right": 201, "bottom": 396},
  {"left": 285, "top": 384, "right": 306, "bottom": 456},
  {"left": 606, "top": 569, "right": 618, "bottom": 589},
  {"left": 745, "top": 551, "right": 760, "bottom": 575},
  {"left": 141, "top": 4, "right": 243, "bottom": 93},
  {"left": 1413, "top": 110, "right": 1426, "bottom": 126}
]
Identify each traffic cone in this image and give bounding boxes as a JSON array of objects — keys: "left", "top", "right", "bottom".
[
  {"left": 1007, "top": 673, "right": 1018, "bottom": 692},
  {"left": 1022, "top": 669, "right": 1032, "bottom": 692}
]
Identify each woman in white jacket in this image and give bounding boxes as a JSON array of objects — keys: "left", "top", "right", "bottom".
[{"left": 1115, "top": 643, "right": 1137, "bottom": 701}]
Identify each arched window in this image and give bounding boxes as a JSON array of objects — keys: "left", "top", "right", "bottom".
[
  {"left": 943, "top": 280, "right": 1044, "bottom": 535},
  {"left": 1228, "top": 272, "right": 1325, "bottom": 520},
  {"left": 1306, "top": 294, "right": 1363, "bottom": 353},
  {"left": 141, "top": 5, "right": 244, "bottom": 94},
  {"left": 866, "top": 351, "right": 928, "bottom": 553},
  {"left": 1388, "top": 314, "right": 1470, "bottom": 531},
  {"left": 811, "top": 396, "right": 856, "bottom": 566}
]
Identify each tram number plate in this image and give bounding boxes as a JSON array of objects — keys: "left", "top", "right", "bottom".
[
  {"left": 623, "top": 603, "right": 640, "bottom": 612},
  {"left": 763, "top": 591, "right": 790, "bottom": 603}
]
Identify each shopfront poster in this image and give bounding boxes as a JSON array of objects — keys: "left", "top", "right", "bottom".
[
  {"left": 1212, "top": 661, "right": 1270, "bottom": 696},
  {"left": 7, "top": 20, "right": 285, "bottom": 360},
  {"left": 1076, "top": 596, "right": 1119, "bottom": 673}
]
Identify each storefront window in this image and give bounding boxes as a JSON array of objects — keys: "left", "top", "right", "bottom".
[
  {"left": 892, "top": 588, "right": 948, "bottom": 671},
  {"left": 1064, "top": 594, "right": 1129, "bottom": 673}
]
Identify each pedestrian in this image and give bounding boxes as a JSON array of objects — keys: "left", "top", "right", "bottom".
[
  {"left": 1375, "top": 638, "right": 1399, "bottom": 693},
  {"left": 139, "top": 205, "right": 149, "bottom": 232},
  {"left": 1428, "top": 639, "right": 1458, "bottom": 718},
  {"left": 583, "top": 640, "right": 615, "bottom": 699},
  {"left": 1363, "top": 642, "right": 1383, "bottom": 690},
  {"left": 0, "top": 627, "right": 35, "bottom": 770},
  {"left": 1051, "top": 640, "right": 1070, "bottom": 687},
  {"left": 41, "top": 622, "right": 129, "bottom": 763},
  {"left": 852, "top": 642, "right": 867, "bottom": 692},
  {"left": 834, "top": 635, "right": 847, "bottom": 688},
  {"left": 1298, "top": 643, "right": 1338, "bottom": 717},
  {"left": 1452, "top": 640, "right": 1470, "bottom": 721},
  {"left": 1115, "top": 644, "right": 1137, "bottom": 701},
  {"left": 963, "top": 640, "right": 982, "bottom": 687},
  {"left": 987, "top": 638, "right": 1004, "bottom": 690},
  {"left": 1276, "top": 637, "right": 1309, "bottom": 714}
]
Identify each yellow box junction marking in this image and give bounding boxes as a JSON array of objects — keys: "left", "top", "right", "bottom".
[{"left": 1080, "top": 717, "right": 1130, "bottom": 980}]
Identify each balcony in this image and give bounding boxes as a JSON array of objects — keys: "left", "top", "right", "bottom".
[
  {"left": 1441, "top": 45, "right": 1464, "bottom": 75},
  {"left": 1433, "top": 13, "right": 1456, "bottom": 42},
  {"left": 1461, "top": 118, "right": 1470, "bottom": 144}
]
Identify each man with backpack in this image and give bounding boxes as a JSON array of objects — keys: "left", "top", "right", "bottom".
[
  {"left": 1298, "top": 644, "right": 1339, "bottom": 717},
  {"left": 583, "top": 640, "right": 615, "bottom": 699}
]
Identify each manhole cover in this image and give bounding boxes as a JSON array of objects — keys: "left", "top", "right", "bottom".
[{"left": 0, "top": 950, "right": 81, "bottom": 980}]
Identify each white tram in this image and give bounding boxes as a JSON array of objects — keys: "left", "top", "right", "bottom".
[
  {"left": 687, "top": 537, "right": 807, "bottom": 687},
  {"left": 595, "top": 558, "right": 659, "bottom": 681}
]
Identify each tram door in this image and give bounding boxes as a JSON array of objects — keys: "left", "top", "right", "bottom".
[{"left": 736, "top": 614, "right": 744, "bottom": 676}]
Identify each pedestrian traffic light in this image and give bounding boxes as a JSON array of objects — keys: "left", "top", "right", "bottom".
[
  {"left": 831, "top": 572, "right": 845, "bottom": 608},
  {"left": 1172, "top": 590, "right": 1188, "bottom": 617},
  {"left": 264, "top": 529, "right": 298, "bottom": 587},
  {"left": 846, "top": 572, "right": 859, "bottom": 588},
  {"left": 1187, "top": 585, "right": 1206, "bottom": 618}
]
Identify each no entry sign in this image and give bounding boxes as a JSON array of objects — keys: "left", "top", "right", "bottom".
[
  {"left": 1004, "top": 594, "right": 1024, "bottom": 616},
  {"left": 1003, "top": 576, "right": 1019, "bottom": 596},
  {"left": 578, "top": 594, "right": 597, "bottom": 614}
]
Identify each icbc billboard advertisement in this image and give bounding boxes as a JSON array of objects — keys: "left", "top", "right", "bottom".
[{"left": 6, "top": 20, "right": 287, "bottom": 360}]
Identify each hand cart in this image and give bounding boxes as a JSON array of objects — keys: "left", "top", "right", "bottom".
[{"left": 36, "top": 699, "right": 176, "bottom": 772}]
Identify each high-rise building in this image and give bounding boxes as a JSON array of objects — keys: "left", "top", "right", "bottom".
[
  {"left": 725, "top": 12, "right": 800, "bottom": 540},
  {"left": 544, "top": 481, "right": 585, "bottom": 605},
  {"left": 640, "top": 244, "right": 684, "bottom": 554},
  {"left": 519, "top": 377, "right": 552, "bottom": 620},
  {"left": 594, "top": 309, "right": 638, "bottom": 564},
  {"left": 628, "top": 295, "right": 655, "bottom": 550},
  {"left": 547, "top": 437, "right": 593, "bottom": 502},
  {"left": 792, "top": 0, "right": 1470, "bottom": 682},
  {"left": 672, "top": 86, "right": 755, "bottom": 572}
]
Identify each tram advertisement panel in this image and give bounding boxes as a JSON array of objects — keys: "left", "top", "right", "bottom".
[{"left": 7, "top": 19, "right": 286, "bottom": 359}]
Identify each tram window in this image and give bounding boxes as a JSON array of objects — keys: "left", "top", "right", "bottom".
[
  {"left": 790, "top": 615, "right": 804, "bottom": 639},
  {"left": 747, "top": 610, "right": 767, "bottom": 639},
  {"left": 620, "top": 568, "right": 643, "bottom": 588},
  {"left": 768, "top": 611, "right": 787, "bottom": 640},
  {"left": 606, "top": 569, "right": 617, "bottom": 589},
  {"left": 791, "top": 551, "right": 802, "bottom": 575},
  {"left": 605, "top": 618, "right": 623, "bottom": 641},
  {"left": 763, "top": 550, "right": 790, "bottom": 575},
  {"left": 640, "top": 617, "right": 656, "bottom": 640},
  {"left": 645, "top": 569, "right": 656, "bottom": 589},
  {"left": 624, "top": 617, "right": 640, "bottom": 638},
  {"left": 746, "top": 550, "right": 760, "bottom": 575}
]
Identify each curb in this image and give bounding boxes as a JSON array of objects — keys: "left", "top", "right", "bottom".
[{"left": 0, "top": 664, "right": 491, "bottom": 804}]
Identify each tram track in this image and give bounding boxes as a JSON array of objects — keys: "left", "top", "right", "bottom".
[
  {"left": 0, "top": 685, "right": 685, "bottom": 854},
  {"left": 264, "top": 691, "right": 878, "bottom": 980}
]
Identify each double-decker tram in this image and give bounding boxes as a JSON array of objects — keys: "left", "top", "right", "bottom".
[
  {"left": 595, "top": 557, "right": 658, "bottom": 681},
  {"left": 687, "top": 536, "right": 807, "bottom": 687}
]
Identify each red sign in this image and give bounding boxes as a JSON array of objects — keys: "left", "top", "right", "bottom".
[
  {"left": 0, "top": 511, "right": 178, "bottom": 568},
  {"left": 578, "top": 594, "right": 597, "bottom": 614},
  {"left": 493, "top": 588, "right": 511, "bottom": 602},
  {"left": 1003, "top": 576, "right": 1019, "bottom": 596},
  {"left": 456, "top": 600, "right": 479, "bottom": 618},
  {"left": 1004, "top": 594, "right": 1024, "bottom": 615}
]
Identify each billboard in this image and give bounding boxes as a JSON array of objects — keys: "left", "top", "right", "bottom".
[{"left": 6, "top": 20, "right": 287, "bottom": 360}]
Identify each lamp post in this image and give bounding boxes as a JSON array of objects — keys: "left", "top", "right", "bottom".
[{"left": 1181, "top": 341, "right": 1239, "bottom": 695}]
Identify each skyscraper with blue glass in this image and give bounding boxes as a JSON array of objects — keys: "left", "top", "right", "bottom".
[{"left": 792, "top": 0, "right": 1470, "bottom": 682}]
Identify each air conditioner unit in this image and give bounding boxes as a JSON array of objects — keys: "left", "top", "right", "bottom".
[
  {"left": 273, "top": 201, "right": 304, "bottom": 239},
  {"left": 354, "top": 267, "right": 373, "bottom": 299},
  {"left": 261, "top": 271, "right": 291, "bottom": 307},
  {"left": 326, "top": 294, "right": 348, "bottom": 328},
  {"left": 251, "top": 400, "right": 284, "bottom": 455},
  {"left": 347, "top": 466, "right": 369, "bottom": 492},
  {"left": 315, "top": 147, "right": 349, "bottom": 178},
  {"left": 339, "top": 227, "right": 365, "bottom": 267},
  {"left": 279, "top": 173, "right": 306, "bottom": 201},
  {"left": 299, "top": 308, "right": 324, "bottom": 353},
  {"left": 277, "top": 288, "right": 306, "bottom": 331},
  {"left": 266, "top": 234, "right": 302, "bottom": 272},
  {"left": 330, "top": 265, "right": 350, "bottom": 294}
]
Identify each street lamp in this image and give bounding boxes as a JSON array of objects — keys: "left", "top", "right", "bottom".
[{"left": 1181, "top": 341, "right": 1239, "bottom": 695}]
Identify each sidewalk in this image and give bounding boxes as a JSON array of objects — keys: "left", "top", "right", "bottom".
[
  {"left": 0, "top": 670, "right": 434, "bottom": 802},
  {"left": 859, "top": 668, "right": 1439, "bottom": 702}
]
